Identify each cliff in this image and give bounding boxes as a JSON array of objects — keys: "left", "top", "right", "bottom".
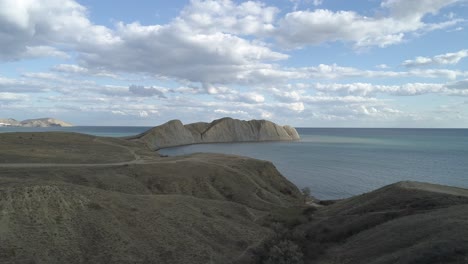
[
  {"left": 0, "top": 117, "right": 72, "bottom": 127},
  {"left": 133, "top": 117, "right": 300, "bottom": 150}
]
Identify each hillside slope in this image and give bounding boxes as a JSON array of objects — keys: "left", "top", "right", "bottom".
[
  {"left": 0, "top": 183, "right": 271, "bottom": 264},
  {"left": 2, "top": 132, "right": 468, "bottom": 263},
  {"left": 0, "top": 131, "right": 303, "bottom": 263},
  {"left": 239, "top": 181, "right": 468, "bottom": 264},
  {"left": 313, "top": 181, "right": 468, "bottom": 264}
]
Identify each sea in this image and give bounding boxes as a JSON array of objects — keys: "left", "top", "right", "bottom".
[{"left": 1, "top": 126, "right": 467, "bottom": 200}]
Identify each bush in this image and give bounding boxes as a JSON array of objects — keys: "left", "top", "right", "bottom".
[{"left": 264, "top": 240, "right": 304, "bottom": 264}]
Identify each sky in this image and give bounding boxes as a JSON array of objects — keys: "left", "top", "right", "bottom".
[{"left": 0, "top": 0, "right": 467, "bottom": 127}]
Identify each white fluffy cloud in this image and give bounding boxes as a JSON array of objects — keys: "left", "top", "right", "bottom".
[
  {"left": 176, "top": 0, "right": 279, "bottom": 35},
  {"left": 276, "top": 0, "right": 462, "bottom": 48},
  {"left": 403, "top": 49, "right": 468, "bottom": 67},
  {"left": 81, "top": 21, "right": 288, "bottom": 84},
  {"left": 0, "top": 0, "right": 289, "bottom": 85},
  {"left": 0, "top": 0, "right": 117, "bottom": 60}
]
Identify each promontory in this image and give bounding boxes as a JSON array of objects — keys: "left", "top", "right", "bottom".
[{"left": 131, "top": 117, "right": 300, "bottom": 149}]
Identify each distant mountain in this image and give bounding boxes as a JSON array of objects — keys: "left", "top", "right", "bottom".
[{"left": 0, "top": 118, "right": 72, "bottom": 127}]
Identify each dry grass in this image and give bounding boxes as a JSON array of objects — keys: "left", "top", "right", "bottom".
[
  {"left": 0, "top": 132, "right": 303, "bottom": 264},
  {"left": 0, "top": 132, "right": 138, "bottom": 163},
  {"left": 2, "top": 132, "right": 468, "bottom": 264}
]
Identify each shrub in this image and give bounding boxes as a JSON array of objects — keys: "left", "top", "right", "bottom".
[{"left": 264, "top": 240, "right": 304, "bottom": 264}]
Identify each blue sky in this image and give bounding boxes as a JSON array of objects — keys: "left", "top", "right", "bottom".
[{"left": 1, "top": 0, "right": 467, "bottom": 127}]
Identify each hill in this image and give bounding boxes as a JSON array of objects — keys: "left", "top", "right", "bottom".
[
  {"left": 131, "top": 117, "right": 300, "bottom": 149},
  {"left": 0, "top": 131, "right": 303, "bottom": 263},
  {"left": 1, "top": 129, "right": 468, "bottom": 263},
  {"left": 239, "top": 181, "right": 468, "bottom": 264}
]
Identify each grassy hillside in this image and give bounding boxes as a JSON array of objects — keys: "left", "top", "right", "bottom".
[
  {"left": 0, "top": 183, "right": 270, "bottom": 263},
  {"left": 2, "top": 132, "right": 468, "bottom": 263},
  {"left": 239, "top": 181, "right": 468, "bottom": 264},
  {"left": 0, "top": 132, "right": 303, "bottom": 263},
  {"left": 0, "top": 132, "right": 145, "bottom": 163}
]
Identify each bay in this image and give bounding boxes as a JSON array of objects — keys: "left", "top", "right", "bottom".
[
  {"left": 2, "top": 126, "right": 467, "bottom": 199},
  {"left": 159, "top": 128, "right": 468, "bottom": 199}
]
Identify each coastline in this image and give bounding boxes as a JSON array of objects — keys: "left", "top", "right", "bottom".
[{"left": 1, "top": 129, "right": 468, "bottom": 263}]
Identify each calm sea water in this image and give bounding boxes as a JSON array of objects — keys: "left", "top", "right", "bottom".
[
  {"left": 1, "top": 126, "right": 467, "bottom": 199},
  {"left": 159, "top": 128, "right": 468, "bottom": 199}
]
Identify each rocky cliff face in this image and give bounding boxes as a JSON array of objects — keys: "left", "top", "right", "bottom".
[
  {"left": 0, "top": 118, "right": 72, "bottom": 127},
  {"left": 134, "top": 117, "right": 300, "bottom": 149}
]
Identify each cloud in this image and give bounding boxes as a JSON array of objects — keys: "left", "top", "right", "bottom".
[
  {"left": 176, "top": 0, "right": 279, "bottom": 35},
  {"left": 0, "top": 0, "right": 292, "bottom": 85},
  {"left": 0, "top": 76, "right": 49, "bottom": 93},
  {"left": 216, "top": 92, "right": 265, "bottom": 104},
  {"left": 309, "top": 80, "right": 468, "bottom": 97},
  {"left": 139, "top": 111, "right": 149, "bottom": 117},
  {"left": 111, "top": 110, "right": 127, "bottom": 116},
  {"left": 313, "top": 0, "right": 324, "bottom": 6},
  {"left": 312, "top": 82, "right": 445, "bottom": 96},
  {"left": 214, "top": 109, "right": 249, "bottom": 116},
  {"left": 303, "top": 64, "right": 468, "bottom": 80},
  {"left": 447, "top": 79, "right": 468, "bottom": 90},
  {"left": 285, "top": 102, "right": 305, "bottom": 112},
  {"left": 2, "top": 0, "right": 464, "bottom": 88},
  {"left": 238, "top": 92, "right": 265, "bottom": 103},
  {"left": 0, "top": 92, "right": 28, "bottom": 102},
  {"left": 276, "top": 0, "right": 463, "bottom": 48},
  {"left": 376, "top": 64, "right": 390, "bottom": 69},
  {"left": 128, "top": 85, "right": 167, "bottom": 98},
  {"left": 381, "top": 0, "right": 459, "bottom": 20},
  {"left": 0, "top": 0, "right": 117, "bottom": 60},
  {"left": 52, "top": 64, "right": 89, "bottom": 74},
  {"left": 23, "top": 46, "right": 70, "bottom": 59},
  {"left": 79, "top": 21, "right": 288, "bottom": 85},
  {"left": 403, "top": 49, "right": 468, "bottom": 67},
  {"left": 1, "top": 0, "right": 467, "bottom": 127}
]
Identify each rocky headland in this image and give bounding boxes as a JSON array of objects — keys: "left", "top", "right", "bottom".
[
  {"left": 0, "top": 118, "right": 72, "bottom": 127},
  {"left": 131, "top": 117, "right": 300, "bottom": 149}
]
